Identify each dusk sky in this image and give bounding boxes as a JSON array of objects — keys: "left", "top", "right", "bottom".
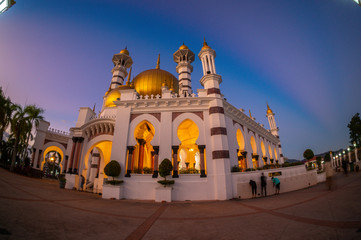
[{"left": 1, "top": 0, "right": 360, "bottom": 160}]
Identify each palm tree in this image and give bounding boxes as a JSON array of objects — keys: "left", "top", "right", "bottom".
[
  {"left": 0, "top": 87, "right": 15, "bottom": 141},
  {"left": 10, "top": 104, "right": 30, "bottom": 171},
  {"left": 21, "top": 105, "right": 44, "bottom": 160}
]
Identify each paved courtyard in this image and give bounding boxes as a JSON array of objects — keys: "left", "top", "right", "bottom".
[{"left": 0, "top": 168, "right": 360, "bottom": 240}]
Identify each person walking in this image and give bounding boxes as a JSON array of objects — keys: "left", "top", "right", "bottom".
[
  {"left": 261, "top": 173, "right": 267, "bottom": 197},
  {"left": 80, "top": 175, "right": 85, "bottom": 191},
  {"left": 249, "top": 180, "right": 257, "bottom": 198},
  {"left": 324, "top": 160, "right": 334, "bottom": 190},
  {"left": 272, "top": 176, "right": 280, "bottom": 195}
]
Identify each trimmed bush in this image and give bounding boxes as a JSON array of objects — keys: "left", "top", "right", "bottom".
[
  {"left": 158, "top": 158, "right": 174, "bottom": 187},
  {"left": 231, "top": 165, "right": 240, "bottom": 172},
  {"left": 104, "top": 160, "right": 121, "bottom": 181}
]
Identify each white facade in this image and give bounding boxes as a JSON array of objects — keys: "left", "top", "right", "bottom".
[{"left": 32, "top": 41, "right": 291, "bottom": 201}]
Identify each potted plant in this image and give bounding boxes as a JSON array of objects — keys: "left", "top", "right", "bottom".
[
  {"left": 102, "top": 160, "right": 123, "bottom": 199},
  {"left": 155, "top": 158, "right": 174, "bottom": 202},
  {"left": 58, "top": 174, "right": 66, "bottom": 188}
]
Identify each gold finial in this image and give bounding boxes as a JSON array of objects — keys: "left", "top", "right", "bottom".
[
  {"left": 267, "top": 103, "right": 273, "bottom": 114},
  {"left": 120, "top": 46, "right": 130, "bottom": 55},
  {"left": 202, "top": 37, "right": 211, "bottom": 50},
  {"left": 156, "top": 54, "right": 160, "bottom": 69},
  {"left": 249, "top": 109, "right": 252, "bottom": 118},
  {"left": 126, "top": 67, "right": 132, "bottom": 85}
]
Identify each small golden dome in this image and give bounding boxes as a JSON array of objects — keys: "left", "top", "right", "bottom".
[
  {"left": 267, "top": 104, "right": 274, "bottom": 114},
  {"left": 134, "top": 69, "right": 178, "bottom": 96},
  {"left": 179, "top": 43, "right": 189, "bottom": 50},
  {"left": 201, "top": 38, "right": 211, "bottom": 50},
  {"left": 120, "top": 48, "right": 129, "bottom": 55},
  {"left": 105, "top": 90, "right": 120, "bottom": 107}
]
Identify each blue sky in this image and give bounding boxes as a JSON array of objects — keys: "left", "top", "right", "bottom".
[{"left": 1, "top": 0, "right": 360, "bottom": 159}]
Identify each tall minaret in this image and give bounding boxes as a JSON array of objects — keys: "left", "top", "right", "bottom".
[
  {"left": 173, "top": 43, "right": 195, "bottom": 96},
  {"left": 266, "top": 104, "right": 284, "bottom": 163},
  {"left": 198, "top": 39, "right": 232, "bottom": 200},
  {"left": 198, "top": 39, "right": 222, "bottom": 95},
  {"left": 110, "top": 47, "right": 133, "bottom": 89},
  {"left": 266, "top": 104, "right": 278, "bottom": 137}
]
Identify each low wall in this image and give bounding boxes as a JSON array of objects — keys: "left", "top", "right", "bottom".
[
  {"left": 317, "top": 172, "right": 326, "bottom": 183},
  {"left": 231, "top": 165, "right": 318, "bottom": 199},
  {"left": 122, "top": 174, "right": 211, "bottom": 201}
]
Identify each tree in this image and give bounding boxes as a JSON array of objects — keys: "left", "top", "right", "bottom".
[
  {"left": 303, "top": 149, "right": 314, "bottom": 161},
  {"left": 10, "top": 104, "right": 30, "bottom": 171},
  {"left": 347, "top": 113, "right": 361, "bottom": 146},
  {"left": 21, "top": 105, "right": 44, "bottom": 159},
  {"left": 0, "top": 87, "right": 16, "bottom": 141},
  {"left": 316, "top": 156, "right": 322, "bottom": 170},
  {"left": 324, "top": 152, "right": 331, "bottom": 162},
  {"left": 104, "top": 160, "right": 121, "bottom": 181},
  {"left": 157, "top": 158, "right": 174, "bottom": 187}
]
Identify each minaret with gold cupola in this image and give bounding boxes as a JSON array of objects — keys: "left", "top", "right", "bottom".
[
  {"left": 173, "top": 43, "right": 195, "bottom": 96},
  {"left": 266, "top": 104, "right": 284, "bottom": 163},
  {"left": 198, "top": 39, "right": 222, "bottom": 96},
  {"left": 266, "top": 104, "right": 278, "bottom": 137},
  {"left": 110, "top": 47, "right": 133, "bottom": 89}
]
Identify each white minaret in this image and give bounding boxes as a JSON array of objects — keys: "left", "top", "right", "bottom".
[
  {"left": 198, "top": 39, "right": 222, "bottom": 95},
  {"left": 173, "top": 43, "right": 195, "bottom": 96},
  {"left": 198, "top": 39, "right": 232, "bottom": 200},
  {"left": 266, "top": 104, "right": 284, "bottom": 163},
  {"left": 266, "top": 104, "right": 278, "bottom": 137},
  {"left": 110, "top": 48, "right": 133, "bottom": 89}
]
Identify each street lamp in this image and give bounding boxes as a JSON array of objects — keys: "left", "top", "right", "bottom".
[
  {"left": 354, "top": 0, "right": 361, "bottom": 6},
  {"left": 0, "top": 0, "right": 16, "bottom": 14}
]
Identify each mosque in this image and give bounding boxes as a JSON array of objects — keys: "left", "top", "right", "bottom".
[{"left": 31, "top": 40, "right": 285, "bottom": 201}]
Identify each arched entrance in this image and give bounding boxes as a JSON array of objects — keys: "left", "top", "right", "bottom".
[
  {"left": 83, "top": 141, "right": 112, "bottom": 193},
  {"left": 41, "top": 146, "right": 64, "bottom": 178},
  {"left": 261, "top": 141, "right": 267, "bottom": 165},
  {"left": 268, "top": 145, "right": 274, "bottom": 164},
  {"left": 177, "top": 119, "right": 202, "bottom": 174},
  {"left": 236, "top": 129, "right": 247, "bottom": 170},
  {"left": 131, "top": 121, "right": 155, "bottom": 174}
]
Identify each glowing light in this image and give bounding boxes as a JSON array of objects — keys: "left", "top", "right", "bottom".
[
  {"left": 189, "top": 148, "right": 194, "bottom": 152},
  {"left": 354, "top": 0, "right": 361, "bottom": 6},
  {"left": 0, "top": 0, "right": 15, "bottom": 14}
]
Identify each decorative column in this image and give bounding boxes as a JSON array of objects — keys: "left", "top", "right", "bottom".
[
  {"left": 152, "top": 146, "right": 159, "bottom": 178},
  {"left": 125, "top": 146, "right": 134, "bottom": 177},
  {"left": 67, "top": 137, "right": 78, "bottom": 173},
  {"left": 36, "top": 150, "right": 42, "bottom": 168},
  {"left": 199, "top": 145, "right": 206, "bottom": 178},
  {"left": 89, "top": 150, "right": 100, "bottom": 182},
  {"left": 137, "top": 139, "right": 146, "bottom": 172},
  {"left": 172, "top": 146, "right": 179, "bottom": 178},
  {"left": 73, "top": 137, "right": 84, "bottom": 174},
  {"left": 355, "top": 147, "right": 359, "bottom": 162},
  {"left": 241, "top": 151, "right": 247, "bottom": 169},
  {"left": 63, "top": 155, "right": 69, "bottom": 173},
  {"left": 330, "top": 152, "right": 334, "bottom": 168}
]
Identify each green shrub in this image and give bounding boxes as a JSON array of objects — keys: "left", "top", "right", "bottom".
[
  {"left": 143, "top": 167, "right": 153, "bottom": 174},
  {"left": 104, "top": 160, "right": 121, "bottom": 181},
  {"left": 58, "top": 174, "right": 66, "bottom": 183},
  {"left": 105, "top": 180, "right": 123, "bottom": 185},
  {"left": 231, "top": 165, "right": 240, "bottom": 172},
  {"left": 180, "top": 168, "right": 199, "bottom": 174},
  {"left": 303, "top": 149, "right": 314, "bottom": 161}
]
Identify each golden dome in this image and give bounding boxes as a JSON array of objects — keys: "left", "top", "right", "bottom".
[
  {"left": 179, "top": 43, "right": 189, "bottom": 50},
  {"left": 267, "top": 104, "right": 274, "bottom": 114},
  {"left": 120, "top": 48, "right": 129, "bottom": 55},
  {"left": 105, "top": 90, "right": 120, "bottom": 107},
  {"left": 134, "top": 68, "right": 178, "bottom": 96}
]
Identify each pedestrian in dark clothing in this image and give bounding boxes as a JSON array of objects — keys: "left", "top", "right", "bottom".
[
  {"left": 80, "top": 175, "right": 85, "bottom": 191},
  {"left": 261, "top": 173, "right": 267, "bottom": 197},
  {"left": 249, "top": 180, "right": 257, "bottom": 198},
  {"left": 342, "top": 160, "right": 348, "bottom": 176}
]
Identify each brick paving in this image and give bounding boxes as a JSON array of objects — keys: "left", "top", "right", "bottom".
[{"left": 0, "top": 167, "right": 360, "bottom": 240}]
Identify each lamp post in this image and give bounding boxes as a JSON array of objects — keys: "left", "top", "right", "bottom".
[
  {"left": 0, "top": 0, "right": 16, "bottom": 14},
  {"left": 354, "top": 0, "right": 361, "bottom": 7}
]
